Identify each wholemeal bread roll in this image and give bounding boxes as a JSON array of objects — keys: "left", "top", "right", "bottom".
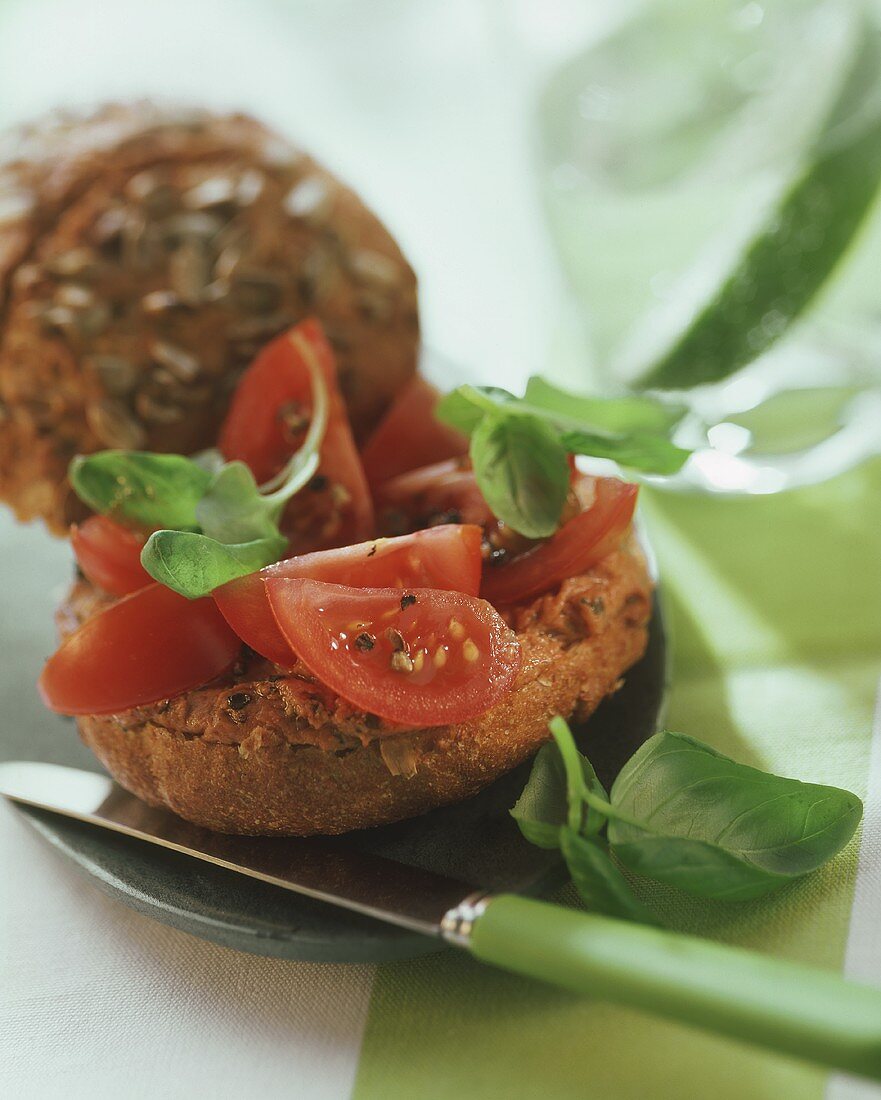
[
  {"left": 0, "top": 103, "right": 419, "bottom": 532},
  {"left": 58, "top": 542, "right": 652, "bottom": 836}
]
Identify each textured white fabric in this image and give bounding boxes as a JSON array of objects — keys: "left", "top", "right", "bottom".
[{"left": 0, "top": 804, "right": 375, "bottom": 1100}]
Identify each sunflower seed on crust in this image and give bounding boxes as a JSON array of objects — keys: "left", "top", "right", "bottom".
[
  {"left": 44, "top": 247, "right": 101, "bottom": 279},
  {"left": 150, "top": 340, "right": 201, "bottom": 382},
  {"left": 182, "top": 176, "right": 237, "bottom": 211},
  {"left": 87, "top": 398, "right": 147, "bottom": 449},
  {"left": 160, "top": 212, "right": 223, "bottom": 244},
  {"left": 235, "top": 169, "right": 265, "bottom": 206},
  {"left": 348, "top": 249, "right": 401, "bottom": 289},
  {"left": 142, "top": 289, "right": 184, "bottom": 315},
  {"left": 284, "top": 176, "right": 332, "bottom": 226},
  {"left": 54, "top": 284, "right": 95, "bottom": 309}
]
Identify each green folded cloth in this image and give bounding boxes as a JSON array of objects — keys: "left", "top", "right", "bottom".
[{"left": 353, "top": 456, "right": 881, "bottom": 1100}]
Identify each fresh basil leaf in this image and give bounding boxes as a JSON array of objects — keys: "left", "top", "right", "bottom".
[
  {"left": 607, "top": 731, "right": 863, "bottom": 900},
  {"left": 560, "top": 428, "right": 690, "bottom": 475},
  {"left": 470, "top": 413, "right": 570, "bottom": 538},
  {"left": 511, "top": 737, "right": 607, "bottom": 848},
  {"left": 141, "top": 529, "right": 287, "bottom": 598},
  {"left": 435, "top": 385, "right": 519, "bottom": 435},
  {"left": 70, "top": 452, "right": 211, "bottom": 530},
  {"left": 561, "top": 829, "right": 659, "bottom": 925},
  {"left": 524, "top": 376, "right": 686, "bottom": 435},
  {"left": 196, "top": 462, "right": 283, "bottom": 544}
]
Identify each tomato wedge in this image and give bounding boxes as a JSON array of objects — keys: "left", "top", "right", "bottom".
[
  {"left": 481, "top": 477, "right": 638, "bottom": 606},
  {"left": 266, "top": 579, "right": 521, "bottom": 727},
  {"left": 219, "top": 318, "right": 373, "bottom": 550},
  {"left": 214, "top": 524, "right": 483, "bottom": 668},
  {"left": 71, "top": 515, "right": 151, "bottom": 596},
  {"left": 375, "top": 458, "right": 494, "bottom": 533},
  {"left": 39, "top": 584, "right": 241, "bottom": 715},
  {"left": 360, "top": 376, "right": 469, "bottom": 487}
]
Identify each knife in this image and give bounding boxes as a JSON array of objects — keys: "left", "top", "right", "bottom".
[{"left": 3, "top": 759, "right": 881, "bottom": 1081}]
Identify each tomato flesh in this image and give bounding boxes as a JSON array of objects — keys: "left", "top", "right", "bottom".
[
  {"left": 219, "top": 318, "right": 374, "bottom": 550},
  {"left": 375, "top": 458, "right": 493, "bottom": 534},
  {"left": 71, "top": 515, "right": 151, "bottom": 596},
  {"left": 39, "top": 584, "right": 241, "bottom": 715},
  {"left": 266, "top": 579, "right": 521, "bottom": 727},
  {"left": 360, "top": 376, "right": 468, "bottom": 487},
  {"left": 481, "top": 476, "right": 638, "bottom": 606},
  {"left": 214, "top": 524, "right": 483, "bottom": 667}
]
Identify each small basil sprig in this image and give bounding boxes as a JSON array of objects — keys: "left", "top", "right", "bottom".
[
  {"left": 436, "top": 378, "right": 690, "bottom": 538},
  {"left": 70, "top": 330, "right": 329, "bottom": 599},
  {"left": 140, "top": 337, "right": 328, "bottom": 597},
  {"left": 512, "top": 717, "right": 862, "bottom": 922}
]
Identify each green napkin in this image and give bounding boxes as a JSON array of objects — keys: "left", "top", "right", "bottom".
[{"left": 353, "top": 456, "right": 881, "bottom": 1100}]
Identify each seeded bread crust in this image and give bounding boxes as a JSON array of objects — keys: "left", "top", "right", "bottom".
[
  {"left": 62, "top": 543, "right": 652, "bottom": 836},
  {"left": 0, "top": 103, "right": 419, "bottom": 532}
]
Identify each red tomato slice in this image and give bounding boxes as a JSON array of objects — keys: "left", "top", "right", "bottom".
[
  {"left": 266, "top": 579, "right": 521, "bottom": 727},
  {"left": 481, "top": 477, "right": 638, "bottom": 606},
  {"left": 219, "top": 318, "right": 374, "bottom": 550},
  {"left": 39, "top": 584, "right": 241, "bottom": 716},
  {"left": 360, "top": 376, "right": 469, "bottom": 487},
  {"left": 71, "top": 516, "right": 151, "bottom": 597},
  {"left": 375, "top": 458, "right": 494, "bottom": 533},
  {"left": 214, "top": 524, "right": 483, "bottom": 668}
]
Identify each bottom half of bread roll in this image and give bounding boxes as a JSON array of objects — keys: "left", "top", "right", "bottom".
[{"left": 60, "top": 542, "right": 652, "bottom": 835}]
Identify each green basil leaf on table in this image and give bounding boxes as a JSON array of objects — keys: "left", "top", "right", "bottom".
[
  {"left": 69, "top": 451, "right": 211, "bottom": 530},
  {"left": 141, "top": 529, "right": 288, "bottom": 599},
  {"left": 636, "top": 16, "right": 881, "bottom": 390},
  {"left": 607, "top": 731, "right": 864, "bottom": 900},
  {"left": 469, "top": 412, "right": 571, "bottom": 538},
  {"left": 513, "top": 718, "right": 863, "bottom": 918},
  {"left": 560, "top": 829, "right": 659, "bottom": 925}
]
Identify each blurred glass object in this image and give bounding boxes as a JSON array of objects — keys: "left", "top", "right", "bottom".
[{"left": 537, "top": 0, "right": 881, "bottom": 493}]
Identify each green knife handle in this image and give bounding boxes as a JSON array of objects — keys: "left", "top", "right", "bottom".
[{"left": 468, "top": 894, "right": 881, "bottom": 1081}]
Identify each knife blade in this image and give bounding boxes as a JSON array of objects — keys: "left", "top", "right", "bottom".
[{"left": 0, "top": 760, "right": 481, "bottom": 938}]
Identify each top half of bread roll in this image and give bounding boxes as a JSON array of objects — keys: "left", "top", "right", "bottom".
[{"left": 0, "top": 102, "right": 419, "bottom": 532}]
